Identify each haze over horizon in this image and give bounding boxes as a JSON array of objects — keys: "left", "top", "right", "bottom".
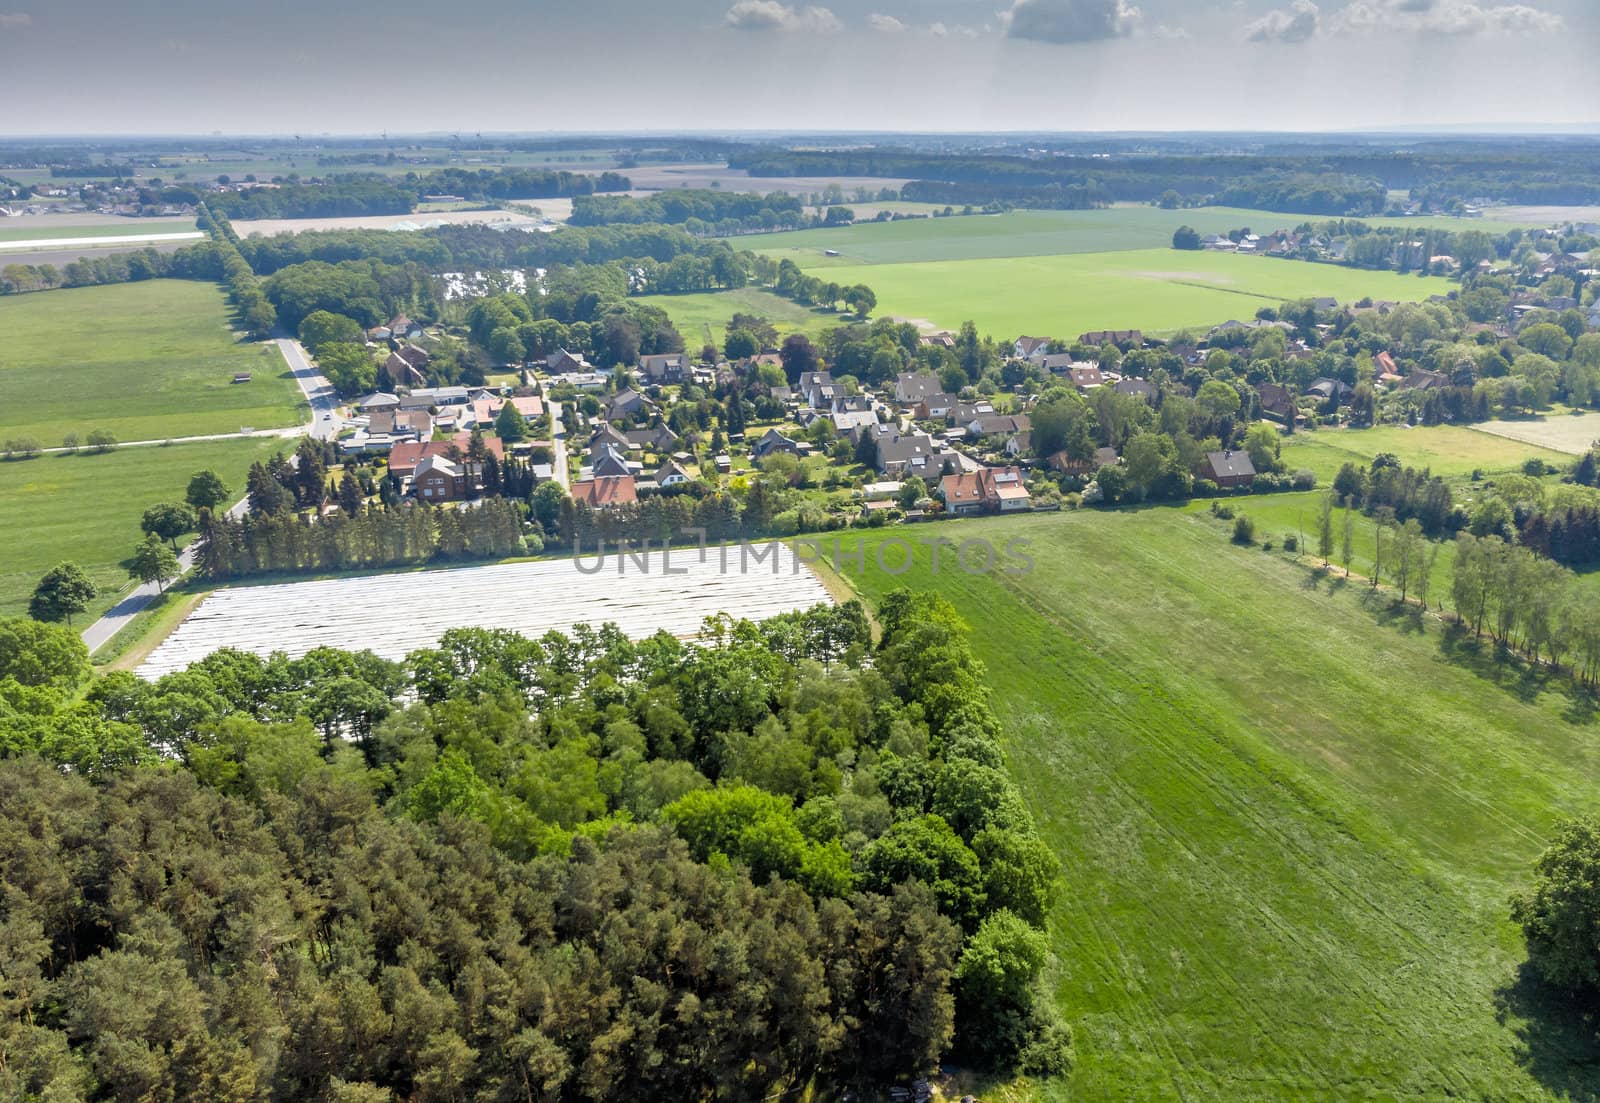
[{"left": 2, "top": 0, "right": 1596, "bottom": 136}]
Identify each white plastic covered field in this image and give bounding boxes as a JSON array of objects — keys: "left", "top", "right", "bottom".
[{"left": 138, "top": 545, "right": 833, "bottom": 679}]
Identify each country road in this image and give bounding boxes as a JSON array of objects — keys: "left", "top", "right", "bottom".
[{"left": 80, "top": 338, "right": 338, "bottom": 654}]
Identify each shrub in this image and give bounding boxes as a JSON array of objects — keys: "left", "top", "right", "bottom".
[
  {"left": 1232, "top": 514, "right": 1256, "bottom": 545},
  {"left": 1214, "top": 503, "right": 1235, "bottom": 520},
  {"left": 1291, "top": 469, "right": 1317, "bottom": 491},
  {"left": 1283, "top": 534, "right": 1299, "bottom": 552}
]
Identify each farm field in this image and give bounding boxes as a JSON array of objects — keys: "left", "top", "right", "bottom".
[
  {"left": 806, "top": 249, "right": 1453, "bottom": 338},
  {"left": 638, "top": 287, "right": 837, "bottom": 346},
  {"left": 732, "top": 204, "right": 1524, "bottom": 267},
  {"left": 0, "top": 218, "right": 194, "bottom": 244},
  {"left": 1278, "top": 424, "right": 1568, "bottom": 481},
  {"left": 826, "top": 510, "right": 1600, "bottom": 1101},
  {"left": 231, "top": 209, "right": 540, "bottom": 237},
  {"left": 136, "top": 545, "right": 833, "bottom": 677},
  {"left": 1471, "top": 409, "right": 1600, "bottom": 456},
  {"left": 0, "top": 280, "right": 303, "bottom": 444},
  {"left": 0, "top": 437, "right": 292, "bottom": 622}
]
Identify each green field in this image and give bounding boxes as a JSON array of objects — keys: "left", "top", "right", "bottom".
[
  {"left": 0, "top": 280, "right": 304, "bottom": 444},
  {"left": 1471, "top": 409, "right": 1600, "bottom": 457},
  {"left": 1279, "top": 424, "right": 1569, "bottom": 482},
  {"left": 637, "top": 287, "right": 837, "bottom": 347},
  {"left": 732, "top": 205, "right": 1520, "bottom": 268},
  {"left": 826, "top": 510, "right": 1600, "bottom": 1101},
  {"left": 0, "top": 437, "right": 293, "bottom": 621},
  {"left": 0, "top": 219, "right": 195, "bottom": 244},
  {"left": 801, "top": 249, "right": 1453, "bottom": 339}
]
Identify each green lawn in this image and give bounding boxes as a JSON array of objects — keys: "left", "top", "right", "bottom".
[
  {"left": 0, "top": 437, "right": 294, "bottom": 622},
  {"left": 795, "top": 249, "right": 1453, "bottom": 338},
  {"left": 636, "top": 287, "right": 838, "bottom": 347},
  {"left": 0, "top": 281, "right": 304, "bottom": 444},
  {"left": 1279, "top": 424, "right": 1569, "bottom": 482},
  {"left": 0, "top": 219, "right": 195, "bottom": 244},
  {"left": 1471, "top": 409, "right": 1600, "bottom": 456},
  {"left": 731, "top": 205, "right": 1517, "bottom": 267},
  {"left": 825, "top": 510, "right": 1600, "bottom": 1101}
]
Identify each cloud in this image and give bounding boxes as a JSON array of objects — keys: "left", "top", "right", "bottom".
[
  {"left": 868, "top": 12, "right": 907, "bottom": 31},
  {"left": 869, "top": 13, "right": 980, "bottom": 36},
  {"left": 723, "top": 1, "right": 841, "bottom": 32},
  {"left": 1004, "top": 0, "right": 1141, "bottom": 43},
  {"left": 1273, "top": 0, "right": 1564, "bottom": 38},
  {"left": 0, "top": 11, "right": 31, "bottom": 28},
  {"left": 1244, "top": 0, "right": 1320, "bottom": 41}
]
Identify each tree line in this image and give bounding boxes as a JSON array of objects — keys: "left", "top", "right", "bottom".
[
  {"left": 203, "top": 167, "right": 631, "bottom": 221},
  {"left": 0, "top": 588, "right": 1069, "bottom": 1098}
]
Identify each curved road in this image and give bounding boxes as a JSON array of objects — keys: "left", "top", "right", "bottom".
[{"left": 80, "top": 339, "right": 336, "bottom": 654}]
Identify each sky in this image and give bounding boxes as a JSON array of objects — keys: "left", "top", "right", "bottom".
[{"left": 1, "top": 0, "right": 1596, "bottom": 135}]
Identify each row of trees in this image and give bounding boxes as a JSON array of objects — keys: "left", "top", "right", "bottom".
[
  {"left": 0, "top": 588, "right": 1067, "bottom": 1097},
  {"left": 197, "top": 205, "right": 276, "bottom": 337}
]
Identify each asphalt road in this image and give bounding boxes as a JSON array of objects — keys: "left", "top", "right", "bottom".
[{"left": 80, "top": 338, "right": 338, "bottom": 656}]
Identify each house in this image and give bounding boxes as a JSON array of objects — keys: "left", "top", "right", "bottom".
[
  {"left": 1199, "top": 450, "right": 1257, "bottom": 488},
  {"left": 389, "top": 314, "right": 423, "bottom": 340},
  {"left": 873, "top": 429, "right": 959, "bottom": 478},
  {"left": 412, "top": 455, "right": 465, "bottom": 502},
  {"left": 1258, "top": 383, "right": 1297, "bottom": 422},
  {"left": 571, "top": 476, "right": 638, "bottom": 508},
  {"left": 862, "top": 480, "right": 903, "bottom": 501},
  {"left": 400, "top": 386, "right": 469, "bottom": 409},
  {"left": 1113, "top": 378, "right": 1154, "bottom": 400},
  {"left": 831, "top": 409, "right": 880, "bottom": 435},
  {"left": 948, "top": 400, "right": 996, "bottom": 425},
  {"left": 1013, "top": 335, "right": 1051, "bottom": 362},
  {"left": 546, "top": 348, "right": 594, "bottom": 374},
  {"left": 797, "top": 371, "right": 835, "bottom": 408},
  {"left": 358, "top": 392, "right": 400, "bottom": 414},
  {"left": 655, "top": 459, "right": 692, "bottom": 487},
  {"left": 968, "top": 414, "right": 1031, "bottom": 440},
  {"left": 1005, "top": 432, "right": 1031, "bottom": 458},
  {"left": 1079, "top": 329, "right": 1142, "bottom": 348},
  {"left": 751, "top": 428, "right": 801, "bottom": 460},
  {"left": 397, "top": 344, "right": 430, "bottom": 372},
  {"left": 390, "top": 438, "right": 500, "bottom": 481},
  {"left": 832, "top": 394, "right": 873, "bottom": 414},
  {"left": 639, "top": 353, "right": 689, "bottom": 385},
  {"left": 385, "top": 351, "right": 426, "bottom": 389},
  {"left": 590, "top": 444, "right": 633, "bottom": 479},
  {"left": 893, "top": 372, "right": 942, "bottom": 406},
  {"left": 714, "top": 454, "right": 732, "bottom": 475},
  {"left": 368, "top": 408, "right": 433, "bottom": 440},
  {"left": 1398, "top": 368, "right": 1450, "bottom": 392},
  {"left": 1069, "top": 364, "right": 1104, "bottom": 391},
  {"left": 940, "top": 466, "right": 1031, "bottom": 515},
  {"left": 1308, "top": 297, "right": 1339, "bottom": 313},
  {"left": 549, "top": 372, "right": 607, "bottom": 392},
  {"left": 914, "top": 393, "right": 959, "bottom": 420},
  {"left": 606, "top": 388, "right": 654, "bottom": 421},
  {"left": 1305, "top": 377, "right": 1353, "bottom": 404},
  {"left": 589, "top": 424, "right": 631, "bottom": 454},
  {"left": 368, "top": 326, "right": 393, "bottom": 341},
  {"left": 768, "top": 385, "right": 794, "bottom": 404},
  {"left": 1047, "top": 446, "right": 1118, "bottom": 476},
  {"left": 624, "top": 425, "right": 678, "bottom": 453},
  {"left": 1038, "top": 354, "right": 1085, "bottom": 375}
]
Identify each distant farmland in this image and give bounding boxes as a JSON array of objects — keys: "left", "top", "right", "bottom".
[{"left": 809, "top": 248, "right": 1454, "bottom": 338}]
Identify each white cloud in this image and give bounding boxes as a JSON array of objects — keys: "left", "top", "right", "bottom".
[
  {"left": 868, "top": 12, "right": 907, "bottom": 31},
  {"left": 0, "top": 11, "right": 31, "bottom": 28},
  {"left": 723, "top": 1, "right": 841, "bottom": 33},
  {"left": 1243, "top": 0, "right": 1320, "bottom": 41},
  {"left": 869, "top": 12, "right": 980, "bottom": 36},
  {"left": 1263, "top": 0, "right": 1564, "bottom": 39},
  {"left": 1004, "top": 0, "right": 1142, "bottom": 44}
]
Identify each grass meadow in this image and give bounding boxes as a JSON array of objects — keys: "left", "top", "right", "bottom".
[
  {"left": 732, "top": 205, "right": 1514, "bottom": 267},
  {"left": 1471, "top": 409, "right": 1600, "bottom": 456},
  {"left": 1278, "top": 424, "right": 1569, "bottom": 482},
  {"left": 825, "top": 510, "right": 1600, "bottom": 1101},
  {"left": 0, "top": 280, "right": 304, "bottom": 444},
  {"left": 798, "top": 249, "right": 1454, "bottom": 338},
  {"left": 0, "top": 437, "right": 294, "bottom": 622},
  {"left": 636, "top": 287, "right": 838, "bottom": 347}
]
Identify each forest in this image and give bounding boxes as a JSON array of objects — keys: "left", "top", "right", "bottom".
[{"left": 0, "top": 591, "right": 1069, "bottom": 1101}]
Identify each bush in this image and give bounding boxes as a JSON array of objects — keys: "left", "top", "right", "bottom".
[
  {"left": 1232, "top": 514, "right": 1256, "bottom": 545},
  {"left": 1214, "top": 502, "right": 1235, "bottom": 520},
  {"left": 1193, "top": 478, "right": 1220, "bottom": 498},
  {"left": 1283, "top": 534, "right": 1298, "bottom": 552},
  {"left": 1291, "top": 469, "right": 1317, "bottom": 491}
]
